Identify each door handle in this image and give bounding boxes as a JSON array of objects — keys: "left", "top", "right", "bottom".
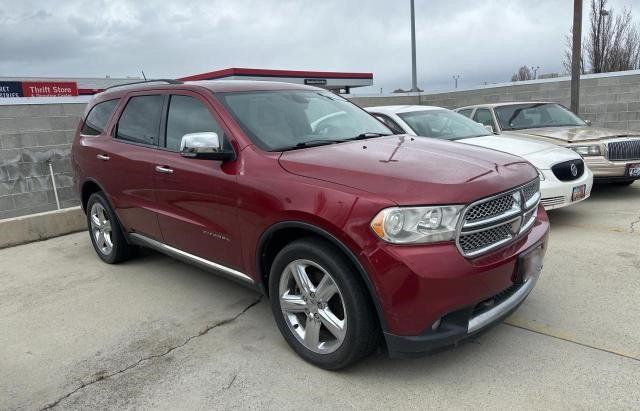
[
  {"left": 96, "top": 154, "right": 110, "bottom": 161},
  {"left": 155, "top": 165, "right": 174, "bottom": 174}
]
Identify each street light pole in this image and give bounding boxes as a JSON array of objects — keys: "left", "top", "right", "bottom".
[
  {"left": 531, "top": 66, "right": 540, "bottom": 79},
  {"left": 410, "top": 0, "right": 418, "bottom": 92},
  {"left": 570, "top": 0, "right": 583, "bottom": 114},
  {"left": 453, "top": 75, "right": 460, "bottom": 89}
]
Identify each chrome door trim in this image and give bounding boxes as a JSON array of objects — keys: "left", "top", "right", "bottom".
[{"left": 128, "top": 233, "right": 254, "bottom": 285}]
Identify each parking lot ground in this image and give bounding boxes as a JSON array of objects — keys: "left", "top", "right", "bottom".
[{"left": 1, "top": 183, "right": 639, "bottom": 410}]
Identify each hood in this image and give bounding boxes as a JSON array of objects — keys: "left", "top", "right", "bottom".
[
  {"left": 278, "top": 135, "right": 538, "bottom": 205},
  {"left": 461, "top": 135, "right": 582, "bottom": 169},
  {"left": 514, "top": 126, "right": 638, "bottom": 143}
]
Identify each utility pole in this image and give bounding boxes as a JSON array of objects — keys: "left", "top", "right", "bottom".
[
  {"left": 570, "top": 0, "right": 582, "bottom": 114},
  {"left": 410, "top": 0, "right": 419, "bottom": 92},
  {"left": 453, "top": 75, "right": 460, "bottom": 89}
]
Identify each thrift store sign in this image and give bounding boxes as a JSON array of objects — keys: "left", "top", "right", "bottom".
[{"left": 0, "top": 81, "right": 78, "bottom": 97}]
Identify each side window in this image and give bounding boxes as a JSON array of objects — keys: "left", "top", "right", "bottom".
[
  {"left": 473, "top": 108, "right": 495, "bottom": 128},
  {"left": 81, "top": 99, "right": 119, "bottom": 136},
  {"left": 115, "top": 95, "right": 164, "bottom": 146},
  {"left": 457, "top": 109, "right": 472, "bottom": 118},
  {"left": 165, "top": 95, "right": 226, "bottom": 151},
  {"left": 374, "top": 114, "right": 404, "bottom": 134}
]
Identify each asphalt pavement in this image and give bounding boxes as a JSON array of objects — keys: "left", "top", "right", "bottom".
[{"left": 1, "top": 183, "right": 639, "bottom": 410}]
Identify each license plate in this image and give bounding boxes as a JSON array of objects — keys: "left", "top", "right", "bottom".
[
  {"left": 629, "top": 163, "right": 640, "bottom": 177},
  {"left": 514, "top": 244, "right": 545, "bottom": 284},
  {"left": 571, "top": 184, "right": 586, "bottom": 202}
]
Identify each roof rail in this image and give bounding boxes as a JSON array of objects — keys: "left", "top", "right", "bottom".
[{"left": 103, "top": 79, "right": 183, "bottom": 91}]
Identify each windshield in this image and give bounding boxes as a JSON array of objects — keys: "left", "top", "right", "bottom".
[
  {"left": 495, "top": 103, "right": 586, "bottom": 131},
  {"left": 397, "top": 109, "right": 492, "bottom": 140},
  {"left": 216, "top": 90, "right": 391, "bottom": 151}
]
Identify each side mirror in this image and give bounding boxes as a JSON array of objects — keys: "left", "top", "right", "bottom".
[
  {"left": 585, "top": 119, "right": 592, "bottom": 126},
  {"left": 180, "top": 132, "right": 234, "bottom": 161},
  {"left": 477, "top": 122, "right": 494, "bottom": 133}
]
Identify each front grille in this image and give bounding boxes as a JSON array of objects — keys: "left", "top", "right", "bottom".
[
  {"left": 465, "top": 194, "right": 514, "bottom": 222},
  {"left": 459, "top": 223, "right": 512, "bottom": 254},
  {"left": 607, "top": 139, "right": 640, "bottom": 161},
  {"left": 551, "top": 159, "right": 584, "bottom": 181},
  {"left": 522, "top": 179, "right": 539, "bottom": 203},
  {"left": 456, "top": 179, "right": 540, "bottom": 257},
  {"left": 541, "top": 196, "right": 565, "bottom": 208}
]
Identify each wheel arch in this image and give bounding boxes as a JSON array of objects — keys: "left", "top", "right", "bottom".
[
  {"left": 81, "top": 178, "right": 107, "bottom": 212},
  {"left": 256, "top": 221, "right": 388, "bottom": 331}
]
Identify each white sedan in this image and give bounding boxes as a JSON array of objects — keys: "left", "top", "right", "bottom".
[{"left": 366, "top": 105, "right": 594, "bottom": 210}]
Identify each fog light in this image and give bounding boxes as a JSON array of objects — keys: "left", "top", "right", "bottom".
[{"left": 431, "top": 318, "right": 441, "bottom": 331}]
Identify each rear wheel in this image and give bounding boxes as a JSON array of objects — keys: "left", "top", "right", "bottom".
[
  {"left": 269, "top": 238, "right": 380, "bottom": 369},
  {"left": 87, "top": 192, "right": 136, "bottom": 264}
]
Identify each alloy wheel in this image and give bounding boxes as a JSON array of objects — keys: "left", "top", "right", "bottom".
[
  {"left": 278, "top": 259, "right": 347, "bottom": 354},
  {"left": 90, "top": 202, "right": 113, "bottom": 255}
]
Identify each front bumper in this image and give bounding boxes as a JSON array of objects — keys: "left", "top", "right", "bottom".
[
  {"left": 584, "top": 156, "right": 640, "bottom": 180},
  {"left": 361, "top": 207, "right": 549, "bottom": 357},
  {"left": 539, "top": 168, "right": 593, "bottom": 210},
  {"left": 383, "top": 239, "right": 546, "bottom": 357},
  {"left": 385, "top": 267, "right": 541, "bottom": 356}
]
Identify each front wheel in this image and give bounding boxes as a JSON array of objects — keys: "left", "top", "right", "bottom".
[{"left": 269, "top": 238, "right": 380, "bottom": 369}]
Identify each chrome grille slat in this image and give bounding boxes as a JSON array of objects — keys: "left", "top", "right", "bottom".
[
  {"left": 459, "top": 223, "right": 512, "bottom": 254},
  {"left": 607, "top": 138, "right": 640, "bottom": 161},
  {"left": 457, "top": 179, "right": 540, "bottom": 257},
  {"left": 541, "top": 196, "right": 564, "bottom": 207},
  {"left": 465, "top": 194, "right": 514, "bottom": 222},
  {"left": 521, "top": 179, "right": 539, "bottom": 202}
]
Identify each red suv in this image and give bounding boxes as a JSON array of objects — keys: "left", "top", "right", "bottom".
[{"left": 72, "top": 80, "right": 549, "bottom": 369}]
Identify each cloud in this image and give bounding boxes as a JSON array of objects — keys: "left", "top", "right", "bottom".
[{"left": 0, "top": 0, "right": 637, "bottom": 93}]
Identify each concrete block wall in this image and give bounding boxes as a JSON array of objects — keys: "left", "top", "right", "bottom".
[
  {"left": 0, "top": 103, "right": 86, "bottom": 219},
  {"left": 1, "top": 70, "right": 640, "bottom": 220},
  {"left": 350, "top": 70, "right": 640, "bottom": 132}
]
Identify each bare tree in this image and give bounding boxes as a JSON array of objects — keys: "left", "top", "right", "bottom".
[
  {"left": 511, "top": 66, "right": 533, "bottom": 82},
  {"left": 564, "top": 0, "right": 640, "bottom": 74}
]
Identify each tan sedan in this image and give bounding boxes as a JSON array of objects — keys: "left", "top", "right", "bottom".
[{"left": 456, "top": 102, "right": 640, "bottom": 185}]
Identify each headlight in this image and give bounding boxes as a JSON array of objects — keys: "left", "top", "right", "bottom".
[
  {"left": 370, "top": 205, "right": 464, "bottom": 244},
  {"left": 570, "top": 145, "right": 601, "bottom": 156},
  {"left": 536, "top": 167, "right": 546, "bottom": 181}
]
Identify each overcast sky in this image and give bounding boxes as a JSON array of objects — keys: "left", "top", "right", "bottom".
[{"left": 0, "top": 0, "right": 637, "bottom": 93}]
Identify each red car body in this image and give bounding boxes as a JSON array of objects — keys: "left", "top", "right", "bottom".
[{"left": 72, "top": 81, "right": 549, "bottom": 356}]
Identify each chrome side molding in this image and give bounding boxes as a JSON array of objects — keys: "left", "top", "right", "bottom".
[{"left": 128, "top": 233, "right": 255, "bottom": 286}]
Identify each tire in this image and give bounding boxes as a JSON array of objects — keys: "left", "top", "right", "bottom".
[
  {"left": 269, "top": 237, "right": 380, "bottom": 369},
  {"left": 86, "top": 192, "right": 136, "bottom": 264}
]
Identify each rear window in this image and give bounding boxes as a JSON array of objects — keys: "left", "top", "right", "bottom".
[{"left": 81, "top": 99, "right": 119, "bottom": 136}]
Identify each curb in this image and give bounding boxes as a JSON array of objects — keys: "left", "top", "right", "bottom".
[{"left": 0, "top": 206, "right": 86, "bottom": 249}]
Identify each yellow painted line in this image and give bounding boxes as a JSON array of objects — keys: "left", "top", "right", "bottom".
[{"left": 504, "top": 316, "right": 639, "bottom": 362}]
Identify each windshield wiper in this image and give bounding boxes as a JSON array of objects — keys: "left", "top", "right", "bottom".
[
  {"left": 295, "top": 139, "right": 344, "bottom": 148},
  {"left": 345, "top": 132, "right": 393, "bottom": 141},
  {"left": 274, "top": 134, "right": 391, "bottom": 151}
]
